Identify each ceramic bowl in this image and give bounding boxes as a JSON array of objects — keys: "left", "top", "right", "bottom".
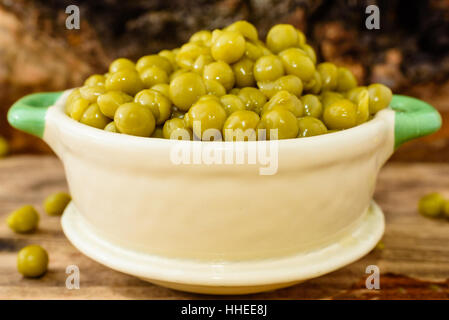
[{"left": 8, "top": 90, "right": 441, "bottom": 294}]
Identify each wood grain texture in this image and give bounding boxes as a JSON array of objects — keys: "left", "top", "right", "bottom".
[{"left": 0, "top": 156, "right": 448, "bottom": 300}]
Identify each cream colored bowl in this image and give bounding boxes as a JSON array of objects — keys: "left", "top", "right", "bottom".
[{"left": 8, "top": 90, "right": 441, "bottom": 294}]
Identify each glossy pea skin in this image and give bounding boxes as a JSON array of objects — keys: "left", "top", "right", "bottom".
[
  {"left": 204, "top": 79, "right": 226, "bottom": 97},
  {"left": 262, "top": 90, "right": 304, "bottom": 117},
  {"left": 260, "top": 106, "right": 299, "bottom": 140},
  {"left": 109, "top": 58, "right": 135, "bottom": 73},
  {"left": 223, "top": 110, "right": 260, "bottom": 141},
  {"left": 320, "top": 91, "right": 344, "bottom": 109},
  {"left": 114, "top": 102, "right": 156, "bottom": 137},
  {"left": 150, "top": 83, "right": 170, "bottom": 98},
  {"left": 158, "top": 50, "right": 177, "bottom": 69},
  {"left": 274, "top": 75, "right": 303, "bottom": 97},
  {"left": 220, "top": 94, "right": 245, "bottom": 116},
  {"left": 279, "top": 48, "right": 315, "bottom": 82},
  {"left": 253, "top": 55, "right": 284, "bottom": 82},
  {"left": 346, "top": 86, "right": 367, "bottom": 103},
  {"left": 323, "top": 99, "right": 357, "bottom": 130},
  {"left": 44, "top": 192, "right": 71, "bottom": 216},
  {"left": 244, "top": 41, "right": 264, "bottom": 61},
  {"left": 301, "top": 44, "right": 317, "bottom": 64},
  {"left": 176, "top": 42, "right": 210, "bottom": 70},
  {"left": 238, "top": 87, "right": 267, "bottom": 114},
  {"left": 303, "top": 71, "right": 322, "bottom": 94},
  {"left": 189, "top": 30, "right": 213, "bottom": 46},
  {"left": 163, "top": 118, "right": 192, "bottom": 140},
  {"left": 336, "top": 67, "right": 357, "bottom": 92},
  {"left": 418, "top": 193, "right": 445, "bottom": 218},
  {"left": 169, "top": 69, "right": 188, "bottom": 82},
  {"left": 80, "top": 103, "right": 110, "bottom": 129},
  {"left": 139, "top": 65, "right": 168, "bottom": 88},
  {"left": 104, "top": 122, "right": 118, "bottom": 133},
  {"left": 84, "top": 74, "right": 106, "bottom": 87},
  {"left": 136, "top": 55, "right": 173, "bottom": 74},
  {"left": 203, "top": 61, "right": 235, "bottom": 91},
  {"left": 225, "top": 21, "right": 258, "bottom": 42},
  {"left": 192, "top": 54, "right": 214, "bottom": 74},
  {"left": 301, "top": 94, "right": 323, "bottom": 118},
  {"left": 135, "top": 89, "right": 172, "bottom": 125},
  {"left": 367, "top": 83, "right": 392, "bottom": 114},
  {"left": 70, "top": 98, "right": 90, "bottom": 121},
  {"left": 317, "top": 62, "right": 338, "bottom": 92},
  {"left": 232, "top": 58, "right": 255, "bottom": 87},
  {"left": 211, "top": 31, "right": 246, "bottom": 64},
  {"left": 105, "top": 70, "right": 144, "bottom": 96},
  {"left": 266, "top": 24, "right": 298, "bottom": 54},
  {"left": 0, "top": 136, "right": 9, "bottom": 157},
  {"left": 97, "top": 91, "right": 133, "bottom": 118},
  {"left": 17, "top": 245, "right": 48, "bottom": 278},
  {"left": 296, "top": 29, "right": 306, "bottom": 47},
  {"left": 185, "top": 99, "right": 227, "bottom": 140},
  {"left": 65, "top": 89, "right": 82, "bottom": 115},
  {"left": 169, "top": 72, "right": 206, "bottom": 111},
  {"left": 355, "top": 88, "right": 370, "bottom": 125},
  {"left": 7, "top": 205, "right": 39, "bottom": 233},
  {"left": 79, "top": 85, "right": 105, "bottom": 103},
  {"left": 297, "top": 116, "right": 328, "bottom": 137}
]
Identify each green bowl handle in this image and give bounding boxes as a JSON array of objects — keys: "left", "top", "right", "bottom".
[
  {"left": 7, "top": 92, "right": 64, "bottom": 138},
  {"left": 391, "top": 94, "right": 442, "bottom": 148}
]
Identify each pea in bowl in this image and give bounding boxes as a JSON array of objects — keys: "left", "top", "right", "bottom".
[{"left": 8, "top": 91, "right": 440, "bottom": 294}]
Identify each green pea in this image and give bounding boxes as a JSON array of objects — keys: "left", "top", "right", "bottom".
[
  {"left": 266, "top": 24, "right": 298, "bottom": 54},
  {"left": 139, "top": 65, "right": 168, "bottom": 88},
  {"left": 204, "top": 79, "right": 226, "bottom": 97},
  {"left": 260, "top": 106, "right": 299, "bottom": 140},
  {"left": 279, "top": 48, "right": 315, "bottom": 82},
  {"left": 203, "top": 61, "right": 235, "bottom": 91},
  {"left": 84, "top": 74, "right": 106, "bottom": 87},
  {"left": 323, "top": 99, "right": 357, "bottom": 130},
  {"left": 232, "top": 58, "right": 255, "bottom": 88},
  {"left": 97, "top": 91, "right": 133, "bottom": 118},
  {"left": 317, "top": 62, "right": 338, "bottom": 92},
  {"left": 223, "top": 110, "right": 260, "bottom": 141},
  {"left": 109, "top": 58, "right": 135, "bottom": 73},
  {"left": 169, "top": 72, "right": 206, "bottom": 111},
  {"left": 367, "top": 83, "right": 393, "bottom": 114},
  {"left": 43, "top": 192, "right": 71, "bottom": 216},
  {"left": 136, "top": 55, "right": 173, "bottom": 74},
  {"left": 135, "top": 89, "right": 172, "bottom": 125},
  {"left": 104, "top": 122, "right": 118, "bottom": 133},
  {"left": 301, "top": 94, "right": 323, "bottom": 118},
  {"left": 163, "top": 118, "right": 192, "bottom": 140},
  {"left": 262, "top": 90, "right": 304, "bottom": 117},
  {"left": 225, "top": 20, "right": 258, "bottom": 42},
  {"left": 105, "top": 69, "right": 144, "bottom": 96},
  {"left": 238, "top": 87, "right": 267, "bottom": 114},
  {"left": 211, "top": 30, "right": 246, "bottom": 64},
  {"left": 17, "top": 245, "right": 48, "bottom": 278},
  {"left": 418, "top": 193, "right": 445, "bottom": 218},
  {"left": 220, "top": 94, "right": 245, "bottom": 116},
  {"left": 185, "top": 99, "right": 227, "bottom": 140},
  {"left": 79, "top": 85, "right": 105, "bottom": 103},
  {"left": 336, "top": 67, "right": 357, "bottom": 92},
  {"left": 253, "top": 55, "right": 285, "bottom": 82},
  {"left": 80, "top": 103, "right": 111, "bottom": 129},
  {"left": 7, "top": 205, "right": 39, "bottom": 233},
  {"left": 297, "top": 117, "right": 327, "bottom": 137},
  {"left": 114, "top": 102, "right": 156, "bottom": 137}
]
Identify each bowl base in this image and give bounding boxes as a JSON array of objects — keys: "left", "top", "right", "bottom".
[{"left": 61, "top": 201, "right": 384, "bottom": 295}]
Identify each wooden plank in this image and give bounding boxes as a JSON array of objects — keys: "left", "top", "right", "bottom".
[{"left": 0, "top": 156, "right": 448, "bottom": 299}]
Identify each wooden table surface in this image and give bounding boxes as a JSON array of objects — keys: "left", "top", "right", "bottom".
[{"left": 1, "top": 155, "right": 448, "bottom": 300}]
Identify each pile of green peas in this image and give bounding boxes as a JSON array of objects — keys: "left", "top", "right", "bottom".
[{"left": 65, "top": 21, "right": 393, "bottom": 140}]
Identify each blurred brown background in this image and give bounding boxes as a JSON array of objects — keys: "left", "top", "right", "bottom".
[{"left": 0, "top": 0, "right": 448, "bottom": 160}]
